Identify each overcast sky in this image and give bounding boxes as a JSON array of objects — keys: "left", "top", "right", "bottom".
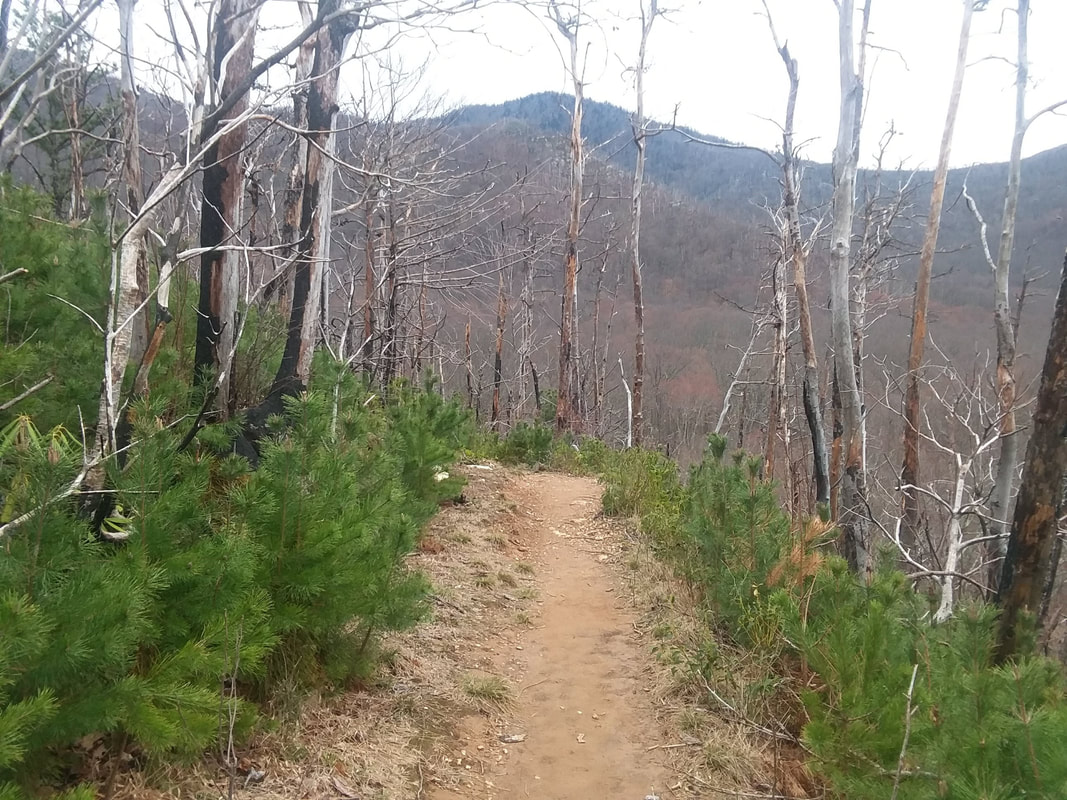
[
  {"left": 376, "top": 0, "right": 1067, "bottom": 168},
  {"left": 117, "top": 0, "right": 1067, "bottom": 169}
]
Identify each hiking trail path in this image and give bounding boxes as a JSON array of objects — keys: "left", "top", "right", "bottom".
[{"left": 428, "top": 470, "right": 673, "bottom": 800}]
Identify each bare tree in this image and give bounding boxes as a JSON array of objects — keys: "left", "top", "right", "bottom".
[
  {"left": 761, "top": 9, "right": 830, "bottom": 508},
  {"left": 829, "top": 0, "right": 872, "bottom": 577},
  {"left": 266, "top": 4, "right": 359, "bottom": 406},
  {"left": 194, "top": 0, "right": 263, "bottom": 415},
  {"left": 996, "top": 251, "right": 1067, "bottom": 663},
  {"left": 960, "top": 0, "right": 1067, "bottom": 593},
  {"left": 627, "top": 0, "right": 658, "bottom": 447},
  {"left": 900, "top": 0, "right": 974, "bottom": 556},
  {"left": 549, "top": 0, "right": 584, "bottom": 434},
  {"left": 491, "top": 269, "right": 507, "bottom": 430}
]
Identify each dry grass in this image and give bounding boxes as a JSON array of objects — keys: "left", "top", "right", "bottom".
[
  {"left": 460, "top": 673, "right": 512, "bottom": 711},
  {"left": 111, "top": 462, "right": 541, "bottom": 800},
  {"left": 607, "top": 520, "right": 817, "bottom": 798}
]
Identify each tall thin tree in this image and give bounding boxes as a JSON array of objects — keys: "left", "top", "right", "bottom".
[
  {"left": 628, "top": 0, "right": 657, "bottom": 447},
  {"left": 549, "top": 0, "right": 584, "bottom": 434},
  {"left": 900, "top": 0, "right": 974, "bottom": 556},
  {"left": 194, "top": 0, "right": 262, "bottom": 414},
  {"left": 763, "top": 9, "right": 829, "bottom": 508},
  {"left": 267, "top": 2, "right": 358, "bottom": 404},
  {"left": 829, "top": 0, "right": 873, "bottom": 577}
]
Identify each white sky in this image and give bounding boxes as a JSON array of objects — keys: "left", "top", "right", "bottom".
[
  {"left": 377, "top": 0, "right": 1067, "bottom": 168},
  {"left": 108, "top": 0, "right": 1067, "bottom": 168}
]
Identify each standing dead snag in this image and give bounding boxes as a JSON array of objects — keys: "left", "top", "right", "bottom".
[
  {"left": 829, "top": 0, "right": 872, "bottom": 578},
  {"left": 900, "top": 0, "right": 974, "bottom": 557},
  {"left": 268, "top": 3, "right": 358, "bottom": 404},
  {"left": 491, "top": 270, "right": 508, "bottom": 431},
  {"left": 628, "top": 0, "right": 658, "bottom": 448},
  {"left": 91, "top": 0, "right": 147, "bottom": 472},
  {"left": 995, "top": 251, "right": 1067, "bottom": 663},
  {"left": 194, "top": 0, "right": 262, "bottom": 414},
  {"left": 762, "top": 8, "right": 830, "bottom": 507},
  {"left": 265, "top": 2, "right": 317, "bottom": 320},
  {"left": 549, "top": 0, "right": 584, "bottom": 435},
  {"left": 979, "top": 0, "right": 1067, "bottom": 593}
]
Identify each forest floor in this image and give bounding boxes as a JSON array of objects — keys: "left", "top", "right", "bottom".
[{"left": 119, "top": 465, "right": 786, "bottom": 800}]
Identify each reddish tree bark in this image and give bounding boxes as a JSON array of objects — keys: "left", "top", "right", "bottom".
[
  {"left": 901, "top": 0, "right": 973, "bottom": 555},
  {"left": 194, "top": 0, "right": 262, "bottom": 413},
  {"left": 268, "top": 4, "right": 357, "bottom": 404},
  {"left": 995, "top": 250, "right": 1067, "bottom": 663}
]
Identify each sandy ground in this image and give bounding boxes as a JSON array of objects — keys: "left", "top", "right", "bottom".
[{"left": 429, "top": 471, "right": 673, "bottom": 800}]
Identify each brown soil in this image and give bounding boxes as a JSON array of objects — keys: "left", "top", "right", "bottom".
[{"left": 429, "top": 471, "right": 673, "bottom": 800}]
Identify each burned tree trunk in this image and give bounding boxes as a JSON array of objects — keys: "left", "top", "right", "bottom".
[
  {"left": 550, "top": 1, "right": 583, "bottom": 435},
  {"left": 767, "top": 28, "right": 829, "bottom": 507},
  {"left": 995, "top": 250, "right": 1067, "bottom": 663},
  {"left": 465, "top": 316, "right": 475, "bottom": 414},
  {"left": 91, "top": 0, "right": 147, "bottom": 471},
  {"left": 829, "top": 0, "right": 873, "bottom": 578},
  {"left": 764, "top": 251, "right": 788, "bottom": 484},
  {"left": 988, "top": 0, "right": 1031, "bottom": 593},
  {"left": 628, "top": 0, "right": 656, "bottom": 447},
  {"left": 267, "top": 7, "right": 356, "bottom": 405},
  {"left": 264, "top": 2, "right": 316, "bottom": 319},
  {"left": 900, "top": 0, "right": 973, "bottom": 556},
  {"left": 491, "top": 272, "right": 508, "bottom": 431},
  {"left": 193, "top": 0, "right": 261, "bottom": 413}
]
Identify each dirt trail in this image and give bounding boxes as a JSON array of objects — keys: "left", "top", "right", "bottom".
[{"left": 432, "top": 472, "right": 673, "bottom": 800}]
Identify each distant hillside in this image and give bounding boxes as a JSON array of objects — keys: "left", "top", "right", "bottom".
[
  {"left": 450, "top": 92, "right": 781, "bottom": 209},
  {"left": 447, "top": 92, "right": 1067, "bottom": 310}
]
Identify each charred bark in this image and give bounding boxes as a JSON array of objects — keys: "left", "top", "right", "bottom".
[
  {"left": 193, "top": 0, "right": 261, "bottom": 412},
  {"left": 829, "top": 0, "right": 873, "bottom": 578},
  {"left": 989, "top": 0, "right": 1031, "bottom": 594},
  {"left": 491, "top": 273, "right": 507, "bottom": 430},
  {"left": 265, "top": 6, "right": 356, "bottom": 410},
  {"left": 995, "top": 251, "right": 1067, "bottom": 663},
  {"left": 551, "top": 2, "right": 583, "bottom": 435}
]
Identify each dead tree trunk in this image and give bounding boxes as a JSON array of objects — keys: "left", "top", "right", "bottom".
[
  {"left": 551, "top": 1, "right": 583, "bottom": 435},
  {"left": 995, "top": 250, "right": 1067, "bottom": 663},
  {"left": 465, "top": 315, "right": 475, "bottom": 413},
  {"left": 265, "top": 2, "right": 316, "bottom": 319},
  {"left": 193, "top": 0, "right": 261, "bottom": 414},
  {"left": 91, "top": 0, "right": 147, "bottom": 472},
  {"left": 592, "top": 251, "right": 605, "bottom": 434},
  {"left": 765, "top": 27, "right": 829, "bottom": 507},
  {"left": 628, "top": 0, "right": 656, "bottom": 447},
  {"left": 361, "top": 190, "right": 378, "bottom": 371},
  {"left": 491, "top": 272, "right": 507, "bottom": 430},
  {"left": 829, "top": 0, "right": 872, "bottom": 578},
  {"left": 989, "top": 0, "right": 1030, "bottom": 593},
  {"left": 765, "top": 252, "right": 788, "bottom": 484},
  {"left": 901, "top": 0, "right": 973, "bottom": 556},
  {"left": 268, "top": 6, "right": 355, "bottom": 404}
]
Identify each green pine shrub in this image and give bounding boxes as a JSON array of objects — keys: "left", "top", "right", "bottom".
[
  {"left": 600, "top": 446, "right": 682, "bottom": 521},
  {"left": 0, "top": 368, "right": 468, "bottom": 793},
  {"left": 0, "top": 181, "right": 109, "bottom": 433},
  {"left": 495, "top": 421, "right": 554, "bottom": 466},
  {"left": 385, "top": 376, "right": 469, "bottom": 508},
  {"left": 237, "top": 389, "right": 432, "bottom": 689},
  {"left": 605, "top": 432, "right": 1067, "bottom": 799}
]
